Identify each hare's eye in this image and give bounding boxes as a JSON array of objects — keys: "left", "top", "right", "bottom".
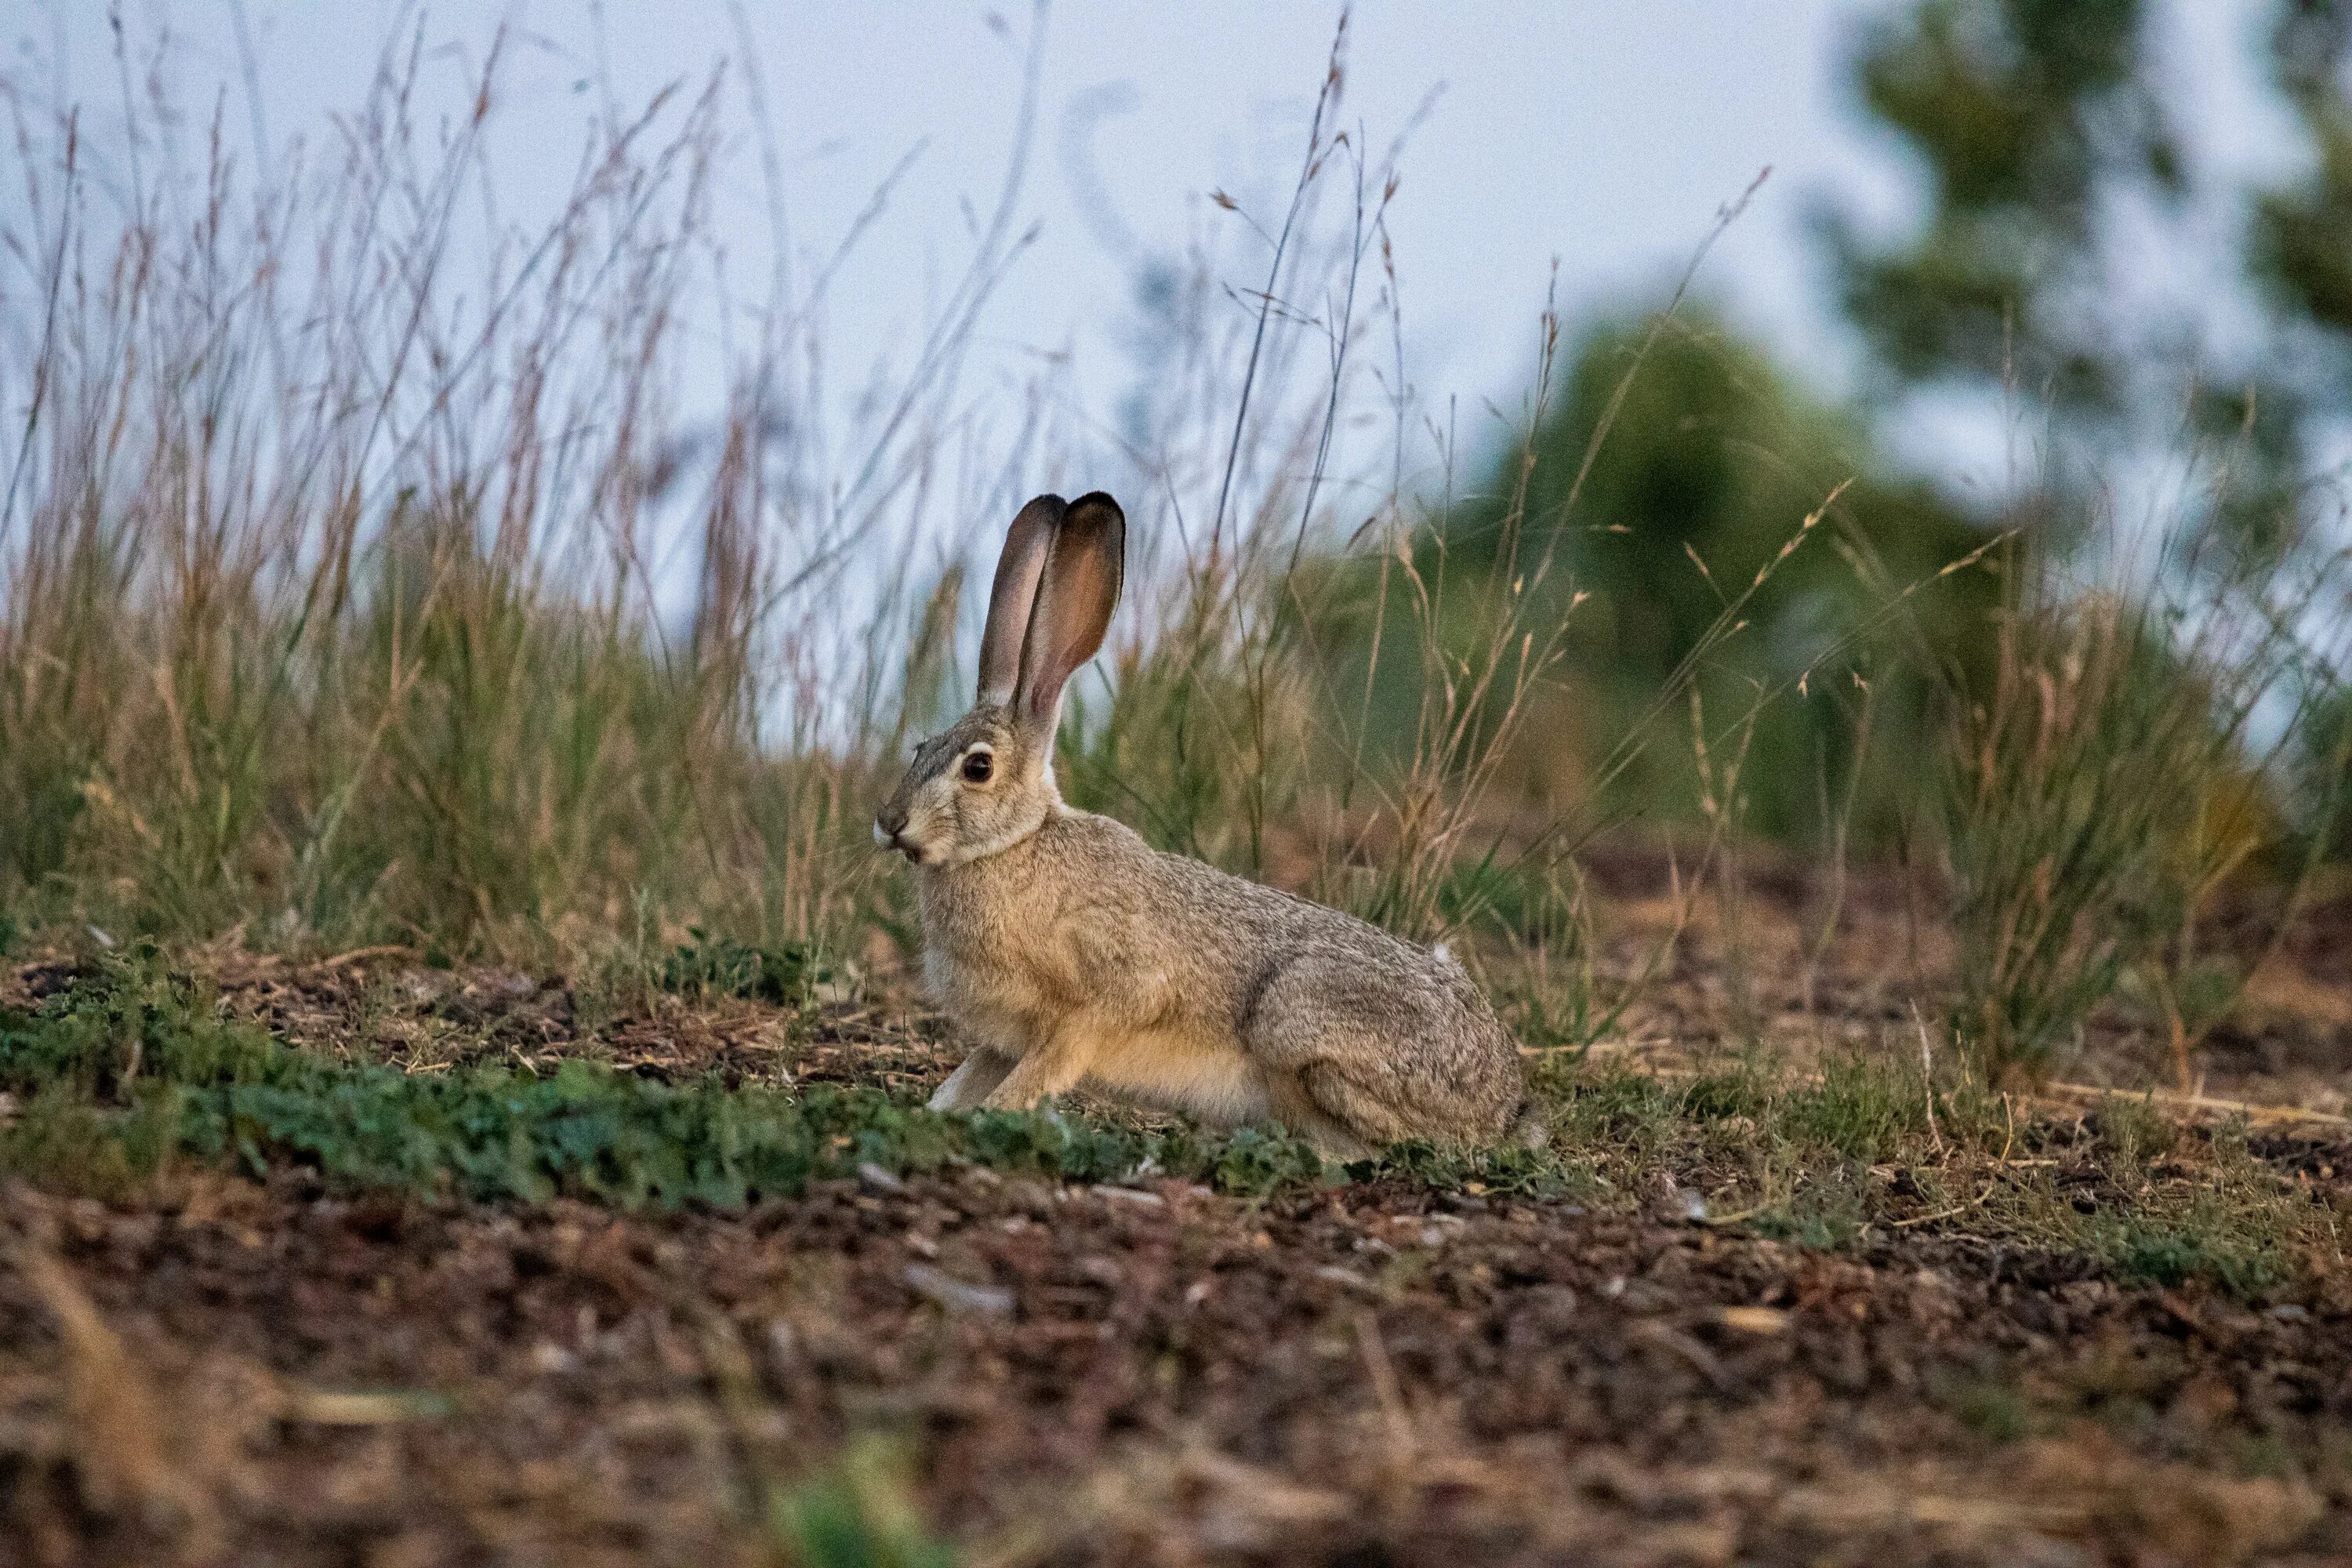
[{"left": 960, "top": 750, "right": 993, "bottom": 783}]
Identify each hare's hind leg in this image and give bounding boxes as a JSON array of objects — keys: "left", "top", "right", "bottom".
[
  {"left": 1279, "top": 1060, "right": 1418, "bottom": 1156},
  {"left": 928, "top": 1047, "right": 1015, "bottom": 1111},
  {"left": 1247, "top": 966, "right": 1431, "bottom": 1155}
]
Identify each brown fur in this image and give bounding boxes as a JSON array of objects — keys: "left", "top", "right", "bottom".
[{"left": 876, "top": 493, "right": 1536, "bottom": 1159}]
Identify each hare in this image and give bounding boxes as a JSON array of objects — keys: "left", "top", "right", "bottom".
[{"left": 875, "top": 492, "right": 1541, "bottom": 1160}]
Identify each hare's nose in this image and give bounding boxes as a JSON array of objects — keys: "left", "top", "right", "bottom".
[{"left": 873, "top": 804, "right": 909, "bottom": 847}]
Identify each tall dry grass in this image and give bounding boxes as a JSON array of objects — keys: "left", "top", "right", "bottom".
[
  {"left": 0, "top": 25, "right": 1054, "bottom": 960},
  {"left": 1943, "top": 482, "right": 2352, "bottom": 1083},
  {"left": 0, "top": 26, "right": 1356, "bottom": 962}
]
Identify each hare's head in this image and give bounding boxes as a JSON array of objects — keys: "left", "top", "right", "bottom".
[{"left": 875, "top": 492, "right": 1124, "bottom": 866}]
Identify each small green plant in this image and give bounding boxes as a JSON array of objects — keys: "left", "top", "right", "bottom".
[
  {"left": 2092, "top": 1094, "right": 2181, "bottom": 1173},
  {"left": 1751, "top": 1170, "right": 1874, "bottom": 1250},
  {"left": 2093, "top": 1207, "right": 2286, "bottom": 1297},
  {"left": 1775, "top": 1054, "right": 1925, "bottom": 1164},
  {"left": 659, "top": 929, "right": 825, "bottom": 1007},
  {"left": 771, "top": 1438, "right": 956, "bottom": 1568},
  {"left": 1932, "top": 1372, "right": 2034, "bottom": 1444},
  {"left": 1678, "top": 1069, "right": 1769, "bottom": 1123},
  {"left": 1540, "top": 1066, "right": 1682, "bottom": 1159},
  {"left": 2082, "top": 1145, "right": 2296, "bottom": 1298}
]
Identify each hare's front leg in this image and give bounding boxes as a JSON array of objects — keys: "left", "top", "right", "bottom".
[
  {"left": 928, "top": 1047, "right": 1015, "bottom": 1111},
  {"left": 978, "top": 1023, "right": 1093, "bottom": 1110}
]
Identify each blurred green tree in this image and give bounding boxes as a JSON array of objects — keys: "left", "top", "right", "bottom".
[
  {"left": 2245, "top": 0, "right": 2352, "bottom": 558},
  {"left": 1340, "top": 307, "right": 1996, "bottom": 851},
  {"left": 1818, "top": 0, "right": 2180, "bottom": 441},
  {"left": 1817, "top": 0, "right": 2352, "bottom": 844},
  {"left": 1820, "top": 0, "right": 2352, "bottom": 556}
]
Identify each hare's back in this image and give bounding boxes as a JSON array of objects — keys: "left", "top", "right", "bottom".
[{"left": 1117, "top": 826, "right": 1486, "bottom": 1012}]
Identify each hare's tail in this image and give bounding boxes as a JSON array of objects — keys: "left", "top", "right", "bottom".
[{"left": 1508, "top": 1098, "right": 1549, "bottom": 1152}]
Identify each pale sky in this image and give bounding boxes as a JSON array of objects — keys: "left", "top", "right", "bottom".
[{"left": 13, "top": 2, "right": 2305, "bottom": 508}]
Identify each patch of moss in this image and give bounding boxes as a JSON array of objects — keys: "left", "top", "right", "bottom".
[{"left": 0, "top": 952, "right": 1570, "bottom": 1208}]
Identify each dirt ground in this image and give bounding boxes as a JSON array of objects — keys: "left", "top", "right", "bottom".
[{"left": 5, "top": 863, "right": 2352, "bottom": 1567}]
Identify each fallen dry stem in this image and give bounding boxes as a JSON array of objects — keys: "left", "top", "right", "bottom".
[{"left": 9, "top": 1234, "right": 219, "bottom": 1551}]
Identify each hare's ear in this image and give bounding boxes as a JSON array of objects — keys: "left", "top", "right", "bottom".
[
  {"left": 977, "top": 495, "right": 1065, "bottom": 706},
  {"left": 1015, "top": 491, "right": 1124, "bottom": 733}
]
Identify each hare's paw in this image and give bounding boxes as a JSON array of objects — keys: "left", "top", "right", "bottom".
[{"left": 928, "top": 1048, "right": 1015, "bottom": 1111}]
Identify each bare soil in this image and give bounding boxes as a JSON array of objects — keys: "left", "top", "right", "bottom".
[{"left": 5, "top": 864, "right": 2352, "bottom": 1566}]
